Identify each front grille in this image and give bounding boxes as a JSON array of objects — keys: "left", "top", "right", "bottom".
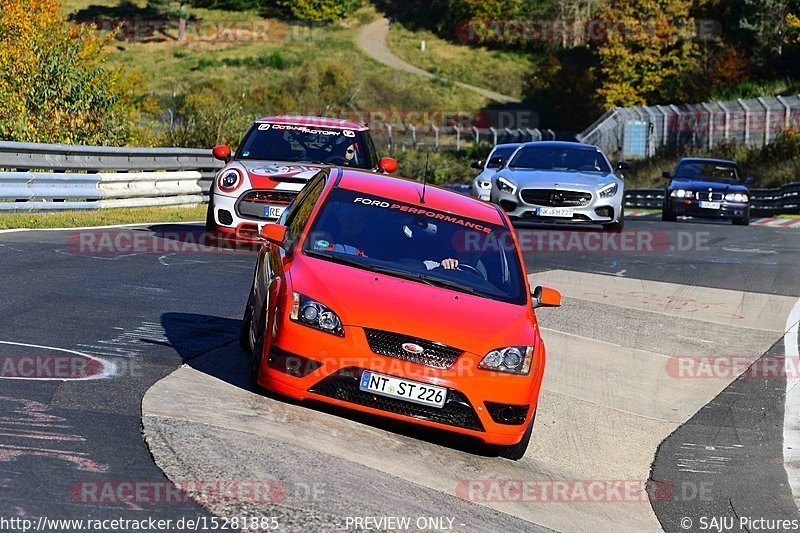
[
  {"left": 520, "top": 189, "right": 592, "bottom": 207},
  {"left": 236, "top": 190, "right": 296, "bottom": 220},
  {"left": 364, "top": 329, "right": 463, "bottom": 369},
  {"left": 695, "top": 191, "right": 724, "bottom": 202},
  {"left": 217, "top": 209, "right": 233, "bottom": 226},
  {"left": 310, "top": 368, "right": 484, "bottom": 431}
]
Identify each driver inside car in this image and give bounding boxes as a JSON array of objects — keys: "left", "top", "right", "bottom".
[{"left": 311, "top": 208, "right": 460, "bottom": 270}]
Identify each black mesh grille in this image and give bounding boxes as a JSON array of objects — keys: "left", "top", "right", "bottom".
[
  {"left": 364, "top": 329, "right": 463, "bottom": 369},
  {"left": 520, "top": 189, "right": 592, "bottom": 207},
  {"left": 217, "top": 209, "right": 233, "bottom": 226},
  {"left": 310, "top": 368, "right": 484, "bottom": 431}
]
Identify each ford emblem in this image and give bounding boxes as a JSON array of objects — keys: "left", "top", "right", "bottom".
[{"left": 402, "top": 343, "right": 425, "bottom": 355}]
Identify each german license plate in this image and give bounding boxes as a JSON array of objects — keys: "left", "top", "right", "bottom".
[
  {"left": 699, "top": 201, "right": 721, "bottom": 209},
  {"left": 263, "top": 205, "right": 286, "bottom": 219},
  {"left": 537, "top": 207, "right": 573, "bottom": 217},
  {"left": 359, "top": 371, "right": 447, "bottom": 408}
]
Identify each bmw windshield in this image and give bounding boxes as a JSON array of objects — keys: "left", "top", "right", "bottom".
[
  {"left": 302, "top": 188, "right": 527, "bottom": 304},
  {"left": 674, "top": 161, "right": 742, "bottom": 184},
  {"left": 509, "top": 146, "right": 612, "bottom": 173},
  {"left": 236, "top": 122, "right": 378, "bottom": 170}
]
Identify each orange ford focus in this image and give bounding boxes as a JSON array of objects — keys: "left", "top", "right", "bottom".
[{"left": 241, "top": 167, "right": 561, "bottom": 459}]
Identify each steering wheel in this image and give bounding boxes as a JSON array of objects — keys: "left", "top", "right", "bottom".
[{"left": 456, "top": 264, "right": 485, "bottom": 279}]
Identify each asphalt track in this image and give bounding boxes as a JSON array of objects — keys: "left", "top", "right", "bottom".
[{"left": 0, "top": 218, "right": 799, "bottom": 532}]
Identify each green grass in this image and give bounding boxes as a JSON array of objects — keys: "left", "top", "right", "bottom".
[
  {"left": 0, "top": 205, "right": 207, "bottom": 229},
  {"left": 386, "top": 22, "right": 535, "bottom": 100},
  {"left": 62, "top": 2, "right": 488, "bottom": 113}
]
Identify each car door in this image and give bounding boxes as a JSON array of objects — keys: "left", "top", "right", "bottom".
[{"left": 252, "top": 171, "right": 329, "bottom": 350}]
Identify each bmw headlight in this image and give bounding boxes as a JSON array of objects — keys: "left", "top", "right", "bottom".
[
  {"left": 290, "top": 292, "right": 343, "bottom": 336},
  {"left": 479, "top": 346, "right": 534, "bottom": 375},
  {"left": 670, "top": 189, "right": 694, "bottom": 199},
  {"left": 724, "top": 193, "right": 748, "bottom": 202},
  {"left": 598, "top": 183, "right": 618, "bottom": 198},
  {"left": 497, "top": 177, "right": 517, "bottom": 194}
]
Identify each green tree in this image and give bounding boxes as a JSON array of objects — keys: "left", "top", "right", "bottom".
[
  {"left": 276, "top": 0, "right": 364, "bottom": 23},
  {"left": 0, "top": 0, "right": 147, "bottom": 144},
  {"left": 595, "top": 0, "right": 700, "bottom": 108},
  {"left": 733, "top": 0, "right": 799, "bottom": 66}
]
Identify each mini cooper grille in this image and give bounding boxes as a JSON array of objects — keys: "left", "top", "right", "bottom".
[
  {"left": 364, "top": 329, "right": 463, "bottom": 369},
  {"left": 521, "top": 189, "right": 592, "bottom": 207},
  {"left": 309, "top": 368, "right": 484, "bottom": 431},
  {"left": 237, "top": 190, "right": 297, "bottom": 220}
]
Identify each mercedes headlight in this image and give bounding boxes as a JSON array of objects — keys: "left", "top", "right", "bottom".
[
  {"left": 598, "top": 183, "right": 618, "bottom": 198},
  {"left": 479, "top": 346, "right": 534, "bottom": 375},
  {"left": 724, "top": 193, "right": 748, "bottom": 202},
  {"left": 290, "top": 292, "right": 343, "bottom": 336},
  {"left": 497, "top": 177, "right": 517, "bottom": 194},
  {"left": 477, "top": 179, "right": 492, "bottom": 190}
]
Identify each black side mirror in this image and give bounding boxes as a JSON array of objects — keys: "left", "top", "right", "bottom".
[
  {"left": 488, "top": 156, "right": 504, "bottom": 167},
  {"left": 746, "top": 176, "right": 755, "bottom": 185},
  {"left": 617, "top": 160, "right": 631, "bottom": 171},
  {"left": 471, "top": 160, "right": 484, "bottom": 170},
  {"left": 662, "top": 171, "right": 671, "bottom": 179}
]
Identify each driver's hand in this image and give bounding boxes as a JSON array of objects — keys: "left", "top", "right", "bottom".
[{"left": 441, "top": 258, "right": 459, "bottom": 270}]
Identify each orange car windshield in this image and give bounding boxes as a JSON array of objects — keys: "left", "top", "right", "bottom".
[{"left": 303, "top": 189, "right": 527, "bottom": 304}]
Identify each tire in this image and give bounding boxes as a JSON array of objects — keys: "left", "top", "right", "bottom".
[
  {"left": 499, "top": 410, "right": 536, "bottom": 461},
  {"left": 249, "top": 313, "right": 267, "bottom": 391},
  {"left": 239, "top": 288, "right": 255, "bottom": 352},
  {"left": 733, "top": 216, "right": 750, "bottom": 226},
  {"left": 661, "top": 201, "right": 677, "bottom": 222}
]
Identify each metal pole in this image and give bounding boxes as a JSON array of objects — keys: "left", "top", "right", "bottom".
[
  {"left": 738, "top": 99, "right": 750, "bottom": 145},
  {"left": 757, "top": 97, "right": 770, "bottom": 145},
  {"left": 410, "top": 124, "right": 417, "bottom": 149},
  {"left": 432, "top": 125, "right": 439, "bottom": 150},
  {"left": 473, "top": 126, "right": 479, "bottom": 144},
  {"left": 701, "top": 102, "right": 715, "bottom": 150},
  {"left": 387, "top": 124, "right": 393, "bottom": 153},
  {"left": 777, "top": 95, "right": 792, "bottom": 131},
  {"left": 490, "top": 127, "right": 498, "bottom": 146},
  {"left": 454, "top": 126, "right": 461, "bottom": 152}
]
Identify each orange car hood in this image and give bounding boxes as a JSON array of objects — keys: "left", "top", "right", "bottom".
[{"left": 289, "top": 255, "right": 536, "bottom": 354}]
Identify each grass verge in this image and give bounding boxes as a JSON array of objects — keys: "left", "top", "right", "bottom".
[{"left": 0, "top": 205, "right": 207, "bottom": 230}]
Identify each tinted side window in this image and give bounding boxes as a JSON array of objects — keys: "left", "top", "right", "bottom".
[{"left": 284, "top": 172, "right": 327, "bottom": 248}]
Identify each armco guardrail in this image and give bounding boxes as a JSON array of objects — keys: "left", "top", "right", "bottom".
[
  {"left": 624, "top": 184, "right": 800, "bottom": 215},
  {"left": 0, "top": 141, "right": 222, "bottom": 211}
]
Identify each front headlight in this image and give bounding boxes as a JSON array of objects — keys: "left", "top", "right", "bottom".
[
  {"left": 217, "top": 168, "right": 243, "bottom": 192},
  {"left": 497, "top": 177, "right": 517, "bottom": 194},
  {"left": 479, "top": 346, "right": 534, "bottom": 375},
  {"left": 290, "top": 292, "right": 343, "bottom": 336},
  {"left": 477, "top": 179, "right": 492, "bottom": 190},
  {"left": 670, "top": 189, "right": 694, "bottom": 199},
  {"left": 598, "top": 183, "right": 618, "bottom": 198},
  {"left": 725, "top": 193, "right": 748, "bottom": 202}
]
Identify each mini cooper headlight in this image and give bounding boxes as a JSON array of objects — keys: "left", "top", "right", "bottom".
[
  {"left": 479, "top": 346, "right": 534, "bottom": 375},
  {"left": 598, "top": 183, "right": 618, "bottom": 198},
  {"left": 290, "top": 292, "right": 343, "bottom": 336},
  {"left": 218, "top": 169, "right": 243, "bottom": 192},
  {"left": 497, "top": 177, "right": 517, "bottom": 194},
  {"left": 724, "top": 193, "right": 748, "bottom": 202}
]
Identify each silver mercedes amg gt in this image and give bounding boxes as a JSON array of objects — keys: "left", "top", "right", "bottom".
[{"left": 489, "top": 141, "right": 627, "bottom": 231}]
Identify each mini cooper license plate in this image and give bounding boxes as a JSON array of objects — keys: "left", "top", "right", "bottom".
[
  {"left": 359, "top": 371, "right": 447, "bottom": 408},
  {"left": 263, "top": 205, "right": 286, "bottom": 219},
  {"left": 699, "top": 201, "right": 721, "bottom": 209},
  {"left": 537, "top": 207, "right": 573, "bottom": 217}
]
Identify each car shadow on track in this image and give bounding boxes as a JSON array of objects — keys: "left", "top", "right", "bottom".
[{"left": 160, "top": 312, "right": 501, "bottom": 458}]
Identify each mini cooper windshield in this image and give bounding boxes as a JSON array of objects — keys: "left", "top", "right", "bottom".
[
  {"left": 509, "top": 146, "right": 612, "bottom": 173},
  {"left": 236, "top": 123, "right": 378, "bottom": 170},
  {"left": 302, "top": 189, "right": 527, "bottom": 304}
]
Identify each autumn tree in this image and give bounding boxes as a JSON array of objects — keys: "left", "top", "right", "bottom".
[
  {"left": 595, "top": 0, "right": 700, "bottom": 108},
  {"left": 0, "top": 0, "right": 145, "bottom": 144}
]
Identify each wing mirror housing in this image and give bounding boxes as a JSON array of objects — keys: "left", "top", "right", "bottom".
[
  {"left": 488, "top": 156, "right": 504, "bottom": 167},
  {"left": 212, "top": 145, "right": 232, "bottom": 162},
  {"left": 532, "top": 286, "right": 562, "bottom": 309},
  {"left": 617, "top": 160, "right": 631, "bottom": 171},
  {"left": 379, "top": 157, "right": 398, "bottom": 173},
  {"left": 746, "top": 176, "right": 756, "bottom": 185},
  {"left": 471, "top": 160, "right": 484, "bottom": 170},
  {"left": 260, "top": 223, "right": 287, "bottom": 246},
  {"left": 662, "top": 171, "right": 671, "bottom": 179}
]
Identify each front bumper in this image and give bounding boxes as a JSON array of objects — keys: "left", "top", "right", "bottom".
[
  {"left": 494, "top": 186, "right": 623, "bottom": 225},
  {"left": 257, "top": 315, "right": 545, "bottom": 445},
  {"left": 209, "top": 191, "right": 286, "bottom": 243},
  {"left": 668, "top": 199, "right": 749, "bottom": 219}
]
